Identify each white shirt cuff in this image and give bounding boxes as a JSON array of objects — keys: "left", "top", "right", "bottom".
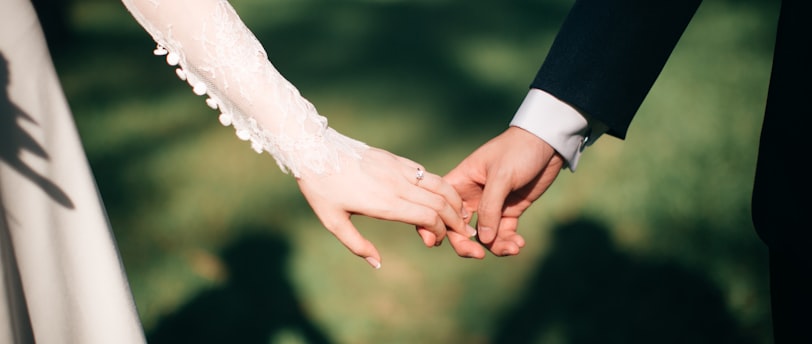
[{"left": 509, "top": 89, "right": 606, "bottom": 171}]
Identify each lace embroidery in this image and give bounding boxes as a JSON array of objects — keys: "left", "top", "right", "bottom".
[{"left": 121, "top": 0, "right": 368, "bottom": 177}]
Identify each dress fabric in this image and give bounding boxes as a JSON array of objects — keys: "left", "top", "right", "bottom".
[
  {"left": 0, "top": 0, "right": 146, "bottom": 343},
  {"left": 119, "top": 0, "right": 368, "bottom": 178}
]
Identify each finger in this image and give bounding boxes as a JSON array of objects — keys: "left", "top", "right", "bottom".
[
  {"left": 415, "top": 170, "right": 464, "bottom": 214},
  {"left": 416, "top": 227, "right": 438, "bottom": 247},
  {"left": 498, "top": 217, "right": 525, "bottom": 247},
  {"left": 443, "top": 164, "right": 483, "bottom": 218},
  {"left": 400, "top": 189, "right": 472, "bottom": 246},
  {"left": 487, "top": 217, "right": 525, "bottom": 256},
  {"left": 476, "top": 172, "right": 512, "bottom": 245},
  {"left": 323, "top": 216, "right": 382, "bottom": 269},
  {"left": 413, "top": 171, "right": 477, "bottom": 238},
  {"left": 447, "top": 231, "right": 486, "bottom": 259},
  {"left": 375, "top": 200, "right": 447, "bottom": 244},
  {"left": 488, "top": 237, "right": 523, "bottom": 257}
]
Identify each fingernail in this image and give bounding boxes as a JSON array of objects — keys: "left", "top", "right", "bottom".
[
  {"left": 466, "top": 224, "right": 477, "bottom": 237},
  {"left": 461, "top": 208, "right": 470, "bottom": 219},
  {"left": 365, "top": 257, "right": 381, "bottom": 269}
]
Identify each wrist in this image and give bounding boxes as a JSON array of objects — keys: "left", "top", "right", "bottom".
[{"left": 509, "top": 89, "right": 590, "bottom": 171}]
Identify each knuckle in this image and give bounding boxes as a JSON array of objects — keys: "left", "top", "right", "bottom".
[
  {"left": 417, "top": 211, "right": 442, "bottom": 231},
  {"left": 427, "top": 195, "right": 446, "bottom": 212},
  {"left": 321, "top": 220, "right": 344, "bottom": 235},
  {"left": 347, "top": 245, "right": 366, "bottom": 257}
]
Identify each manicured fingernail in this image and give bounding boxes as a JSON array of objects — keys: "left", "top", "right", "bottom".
[
  {"left": 466, "top": 225, "right": 477, "bottom": 237},
  {"left": 365, "top": 257, "right": 381, "bottom": 269},
  {"left": 462, "top": 208, "right": 470, "bottom": 219}
]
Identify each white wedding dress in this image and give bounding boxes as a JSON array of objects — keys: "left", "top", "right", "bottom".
[{"left": 1, "top": 0, "right": 367, "bottom": 342}]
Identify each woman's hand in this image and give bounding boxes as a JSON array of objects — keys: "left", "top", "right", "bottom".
[{"left": 296, "top": 147, "right": 476, "bottom": 269}]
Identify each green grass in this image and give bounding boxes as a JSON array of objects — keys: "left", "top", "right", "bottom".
[{"left": 53, "top": 0, "right": 778, "bottom": 343}]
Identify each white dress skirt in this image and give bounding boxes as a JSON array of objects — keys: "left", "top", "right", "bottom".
[{"left": 0, "top": 0, "right": 146, "bottom": 342}]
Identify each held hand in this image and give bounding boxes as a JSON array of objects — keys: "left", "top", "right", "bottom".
[
  {"left": 444, "top": 126, "right": 564, "bottom": 257},
  {"left": 296, "top": 147, "right": 475, "bottom": 269}
]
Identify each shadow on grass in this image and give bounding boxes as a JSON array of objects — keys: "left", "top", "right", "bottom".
[
  {"left": 147, "top": 229, "right": 333, "bottom": 344},
  {"left": 491, "top": 217, "right": 754, "bottom": 344}
]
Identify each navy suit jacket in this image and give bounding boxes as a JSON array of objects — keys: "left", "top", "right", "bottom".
[{"left": 531, "top": 0, "right": 810, "bottom": 261}]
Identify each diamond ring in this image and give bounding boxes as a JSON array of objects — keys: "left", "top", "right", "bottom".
[{"left": 415, "top": 167, "right": 425, "bottom": 184}]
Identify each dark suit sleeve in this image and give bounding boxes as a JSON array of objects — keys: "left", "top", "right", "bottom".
[{"left": 532, "top": 0, "right": 702, "bottom": 139}]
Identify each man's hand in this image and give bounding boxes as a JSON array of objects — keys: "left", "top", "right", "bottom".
[{"left": 444, "top": 126, "right": 564, "bottom": 256}]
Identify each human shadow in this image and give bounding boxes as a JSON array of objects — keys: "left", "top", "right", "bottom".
[
  {"left": 0, "top": 51, "right": 73, "bottom": 209},
  {"left": 490, "top": 218, "right": 752, "bottom": 344},
  {"left": 147, "top": 229, "right": 333, "bottom": 344}
]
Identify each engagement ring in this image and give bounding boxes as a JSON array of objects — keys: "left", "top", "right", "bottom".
[{"left": 415, "top": 167, "right": 425, "bottom": 184}]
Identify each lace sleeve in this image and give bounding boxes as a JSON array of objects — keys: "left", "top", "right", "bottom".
[{"left": 120, "top": 0, "right": 368, "bottom": 178}]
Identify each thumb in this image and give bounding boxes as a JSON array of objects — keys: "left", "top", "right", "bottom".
[
  {"left": 476, "top": 175, "right": 511, "bottom": 245},
  {"left": 325, "top": 217, "right": 382, "bottom": 269}
]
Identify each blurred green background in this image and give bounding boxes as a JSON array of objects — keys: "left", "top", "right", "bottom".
[{"left": 40, "top": 0, "right": 778, "bottom": 343}]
